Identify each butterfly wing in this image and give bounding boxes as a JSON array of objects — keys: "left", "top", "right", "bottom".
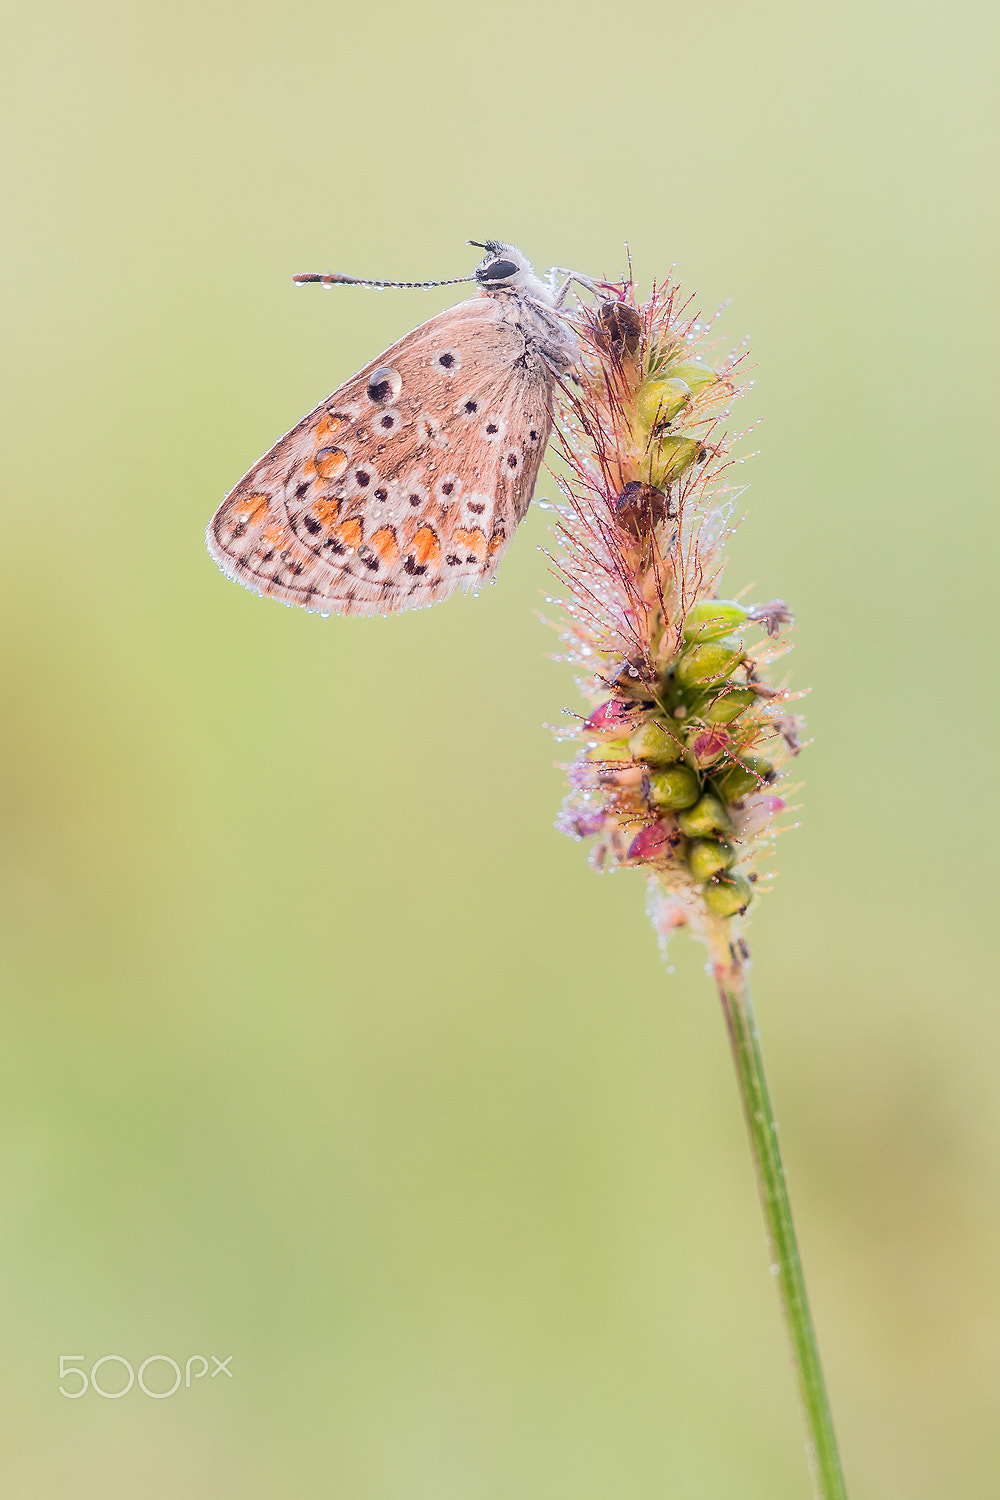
[{"left": 206, "top": 294, "right": 557, "bottom": 616}]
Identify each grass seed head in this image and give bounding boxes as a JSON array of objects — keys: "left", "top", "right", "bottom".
[{"left": 549, "top": 268, "right": 805, "bottom": 960}]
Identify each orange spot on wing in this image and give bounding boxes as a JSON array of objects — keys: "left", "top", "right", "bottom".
[
  {"left": 488, "top": 526, "right": 506, "bottom": 555},
  {"left": 452, "top": 527, "right": 486, "bottom": 560},
  {"left": 315, "top": 447, "right": 348, "bottom": 480},
  {"left": 262, "top": 522, "right": 287, "bottom": 546},
  {"left": 314, "top": 412, "right": 347, "bottom": 441},
  {"left": 370, "top": 526, "right": 399, "bottom": 566},
  {"left": 312, "top": 495, "right": 342, "bottom": 525},
  {"left": 412, "top": 525, "right": 442, "bottom": 568},
  {"left": 233, "top": 492, "right": 269, "bottom": 522},
  {"left": 334, "top": 518, "right": 363, "bottom": 551}
]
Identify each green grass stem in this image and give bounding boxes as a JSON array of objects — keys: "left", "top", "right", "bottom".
[{"left": 709, "top": 930, "right": 848, "bottom": 1500}]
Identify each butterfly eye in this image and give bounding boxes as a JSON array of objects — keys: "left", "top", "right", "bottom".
[
  {"left": 366, "top": 366, "right": 402, "bottom": 405},
  {"left": 477, "top": 258, "right": 519, "bottom": 283}
]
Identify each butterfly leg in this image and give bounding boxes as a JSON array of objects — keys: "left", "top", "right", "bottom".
[{"left": 545, "top": 267, "right": 600, "bottom": 307}]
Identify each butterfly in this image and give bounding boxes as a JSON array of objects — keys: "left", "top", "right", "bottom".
[{"left": 206, "top": 242, "right": 582, "bottom": 617}]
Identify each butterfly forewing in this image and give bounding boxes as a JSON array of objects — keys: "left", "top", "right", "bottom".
[{"left": 207, "top": 295, "right": 555, "bottom": 616}]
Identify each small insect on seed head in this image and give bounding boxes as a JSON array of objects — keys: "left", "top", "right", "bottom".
[{"left": 592, "top": 300, "right": 643, "bottom": 362}]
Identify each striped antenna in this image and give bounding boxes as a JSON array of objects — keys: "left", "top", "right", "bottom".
[{"left": 291, "top": 270, "right": 475, "bottom": 290}]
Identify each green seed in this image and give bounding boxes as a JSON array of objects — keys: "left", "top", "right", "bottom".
[
  {"left": 676, "top": 636, "right": 745, "bottom": 689},
  {"left": 636, "top": 377, "right": 691, "bottom": 429},
  {"left": 700, "top": 686, "right": 757, "bottom": 723},
  {"left": 682, "top": 599, "right": 749, "bottom": 642},
  {"left": 703, "top": 873, "right": 753, "bottom": 917},
  {"left": 628, "top": 719, "right": 685, "bottom": 764},
  {"left": 646, "top": 764, "right": 701, "bottom": 809},
  {"left": 713, "top": 757, "right": 775, "bottom": 803},
  {"left": 650, "top": 435, "right": 702, "bottom": 485},
  {"left": 688, "top": 838, "right": 735, "bottom": 880},
  {"left": 678, "top": 793, "right": 731, "bottom": 837},
  {"left": 584, "top": 739, "right": 632, "bottom": 763},
  {"left": 665, "top": 360, "right": 716, "bottom": 392}
]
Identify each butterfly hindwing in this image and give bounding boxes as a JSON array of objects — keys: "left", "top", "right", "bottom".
[{"left": 207, "top": 295, "right": 555, "bottom": 616}]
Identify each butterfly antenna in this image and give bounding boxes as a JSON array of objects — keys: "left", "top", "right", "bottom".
[{"left": 292, "top": 271, "right": 475, "bottom": 290}]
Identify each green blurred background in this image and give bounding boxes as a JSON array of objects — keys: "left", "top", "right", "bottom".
[{"left": 1, "top": 0, "right": 997, "bottom": 1493}]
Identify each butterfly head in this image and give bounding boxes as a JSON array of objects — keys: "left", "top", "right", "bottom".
[{"left": 470, "top": 241, "right": 550, "bottom": 301}]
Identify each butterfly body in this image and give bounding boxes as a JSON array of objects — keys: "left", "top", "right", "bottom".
[{"left": 207, "top": 244, "right": 579, "bottom": 617}]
